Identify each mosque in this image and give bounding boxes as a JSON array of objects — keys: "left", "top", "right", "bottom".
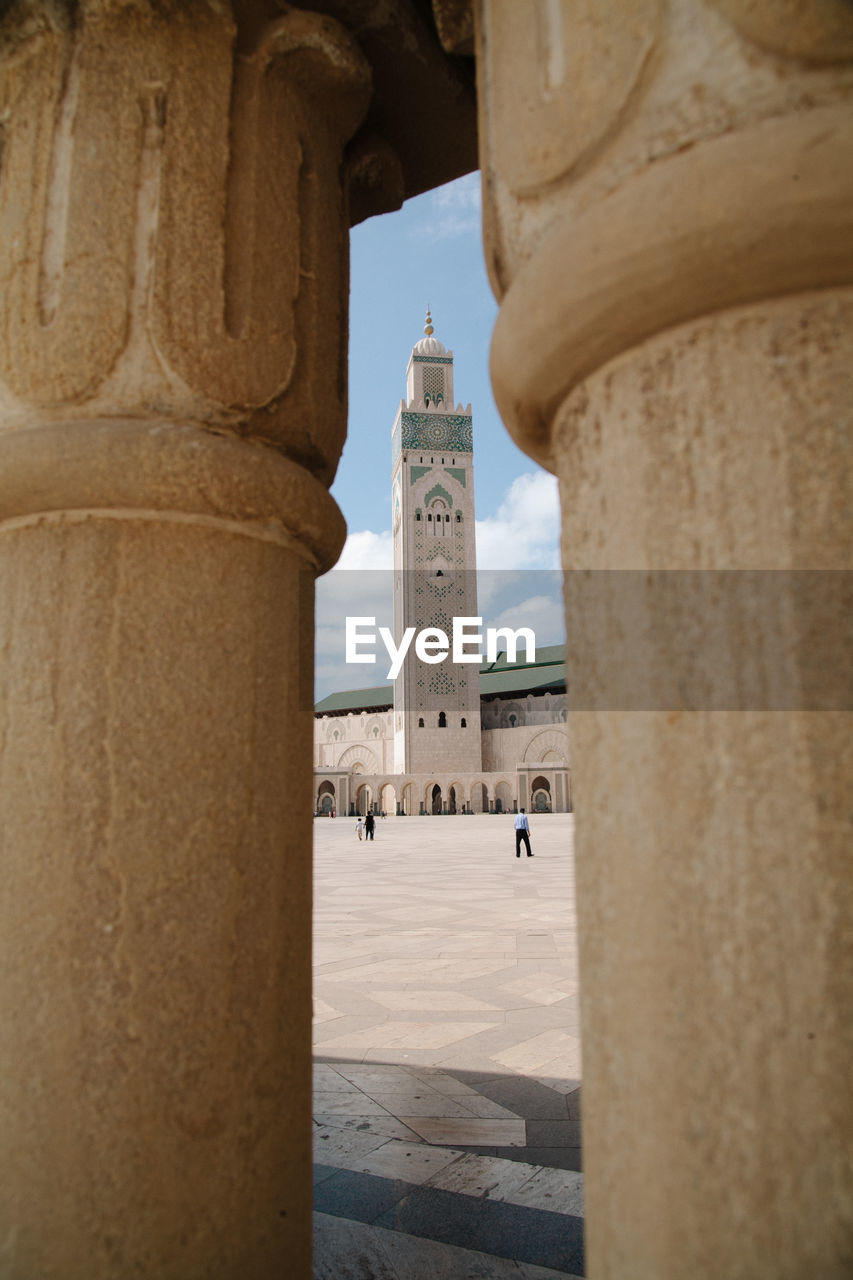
[{"left": 313, "top": 314, "right": 571, "bottom": 816}]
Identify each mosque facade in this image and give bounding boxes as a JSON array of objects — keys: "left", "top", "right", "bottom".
[{"left": 313, "top": 316, "right": 570, "bottom": 816}]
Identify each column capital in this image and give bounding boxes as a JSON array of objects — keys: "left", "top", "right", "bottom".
[
  {"left": 476, "top": 0, "right": 853, "bottom": 469},
  {"left": 491, "top": 105, "right": 853, "bottom": 469}
]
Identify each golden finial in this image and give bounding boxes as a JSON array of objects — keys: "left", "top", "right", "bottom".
[{"left": 424, "top": 306, "right": 434, "bottom": 337}]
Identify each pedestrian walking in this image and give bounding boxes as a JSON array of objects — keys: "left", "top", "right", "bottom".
[
  {"left": 514, "top": 808, "right": 533, "bottom": 858},
  {"left": 365, "top": 812, "right": 375, "bottom": 841},
  {"left": 356, "top": 817, "right": 364, "bottom": 840}
]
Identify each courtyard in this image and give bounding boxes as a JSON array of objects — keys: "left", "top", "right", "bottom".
[{"left": 312, "top": 813, "right": 585, "bottom": 1277}]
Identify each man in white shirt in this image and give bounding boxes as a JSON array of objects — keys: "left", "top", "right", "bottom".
[{"left": 514, "top": 808, "right": 533, "bottom": 858}]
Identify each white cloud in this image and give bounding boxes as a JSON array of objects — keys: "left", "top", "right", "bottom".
[
  {"left": 417, "top": 172, "right": 482, "bottom": 242},
  {"left": 475, "top": 471, "right": 561, "bottom": 570},
  {"left": 315, "top": 568, "right": 394, "bottom": 698},
  {"left": 484, "top": 593, "right": 566, "bottom": 652},
  {"left": 335, "top": 528, "right": 394, "bottom": 571}
]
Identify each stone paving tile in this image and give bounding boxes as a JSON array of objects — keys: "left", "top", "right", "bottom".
[
  {"left": 476, "top": 1076, "right": 572, "bottom": 1121},
  {"left": 314, "top": 985, "right": 400, "bottom": 1019},
  {"left": 373, "top": 1222, "right": 532, "bottom": 1278},
  {"left": 313, "top": 1164, "right": 340, "bottom": 1189},
  {"left": 508, "top": 1168, "right": 584, "bottom": 1217},
  {"left": 313, "top": 1123, "right": 391, "bottom": 1168},
  {"left": 313, "top": 1064, "right": 361, "bottom": 1092},
  {"left": 314, "top": 1213, "right": 581, "bottom": 1280},
  {"left": 312, "top": 998, "right": 346, "bottom": 1024},
  {"left": 315, "top": 1020, "right": 501, "bottom": 1052},
  {"left": 314, "top": 1112, "right": 425, "bottom": 1144},
  {"left": 490, "top": 1146, "right": 582, "bottom": 1174},
  {"left": 526, "top": 1120, "right": 582, "bottom": 1149},
  {"left": 425, "top": 1153, "right": 545, "bottom": 1203},
  {"left": 311, "top": 1015, "right": 394, "bottom": 1046},
  {"left": 312, "top": 1091, "right": 395, "bottom": 1117},
  {"left": 502, "top": 1006, "right": 581, "bottom": 1034},
  {"left": 313, "top": 957, "right": 385, "bottom": 977},
  {"left": 530, "top": 1067, "right": 582, "bottom": 1095},
  {"left": 401, "top": 1117, "right": 526, "bottom": 1147},
  {"left": 314, "top": 1167, "right": 416, "bottom": 1224},
  {"left": 453, "top": 1094, "right": 521, "bottom": 1120},
  {"left": 491, "top": 1030, "right": 582, "bottom": 1075},
  {"left": 516, "top": 1265, "right": 583, "bottom": 1280},
  {"left": 322, "top": 958, "right": 513, "bottom": 983},
  {"left": 352, "top": 1139, "right": 466, "bottom": 1184},
  {"left": 313, "top": 1211, "right": 399, "bottom": 1280},
  {"left": 331, "top": 1064, "right": 445, "bottom": 1092},
  {"left": 565, "top": 1090, "right": 582, "bottom": 1121},
  {"left": 500, "top": 972, "right": 578, "bottom": 999},
  {"left": 369, "top": 989, "right": 501, "bottom": 1012},
  {"left": 364, "top": 1091, "right": 484, "bottom": 1119},
  {"left": 373, "top": 1187, "right": 585, "bottom": 1275},
  {"left": 404, "top": 1067, "right": 479, "bottom": 1096}
]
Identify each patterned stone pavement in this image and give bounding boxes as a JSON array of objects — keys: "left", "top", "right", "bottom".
[{"left": 313, "top": 813, "right": 584, "bottom": 1277}]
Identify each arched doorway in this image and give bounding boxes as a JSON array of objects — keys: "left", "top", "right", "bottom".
[
  {"left": 448, "top": 784, "right": 461, "bottom": 814},
  {"left": 495, "top": 780, "right": 512, "bottom": 814},
  {"left": 401, "top": 781, "right": 415, "bottom": 816},
  {"left": 531, "top": 775, "right": 552, "bottom": 812},
  {"left": 471, "top": 781, "right": 488, "bottom": 814},
  {"left": 380, "top": 782, "right": 396, "bottom": 816},
  {"left": 431, "top": 783, "right": 442, "bottom": 815},
  {"left": 316, "top": 780, "right": 335, "bottom": 815},
  {"left": 356, "top": 784, "right": 372, "bottom": 815}
]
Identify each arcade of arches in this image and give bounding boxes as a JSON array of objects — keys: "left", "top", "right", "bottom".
[
  {"left": 314, "top": 674, "right": 572, "bottom": 816},
  {"left": 314, "top": 769, "right": 565, "bottom": 818},
  {"left": 0, "top": 4, "right": 850, "bottom": 1278}
]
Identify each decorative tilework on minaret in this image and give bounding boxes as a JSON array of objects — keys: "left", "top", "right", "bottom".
[{"left": 392, "top": 312, "right": 482, "bottom": 776}]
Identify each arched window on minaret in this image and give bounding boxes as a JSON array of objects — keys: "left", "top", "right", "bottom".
[
  {"left": 428, "top": 497, "right": 448, "bottom": 536},
  {"left": 438, "top": 712, "right": 447, "bottom": 728}
]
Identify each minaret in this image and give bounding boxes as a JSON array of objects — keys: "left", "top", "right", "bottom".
[{"left": 391, "top": 311, "right": 482, "bottom": 776}]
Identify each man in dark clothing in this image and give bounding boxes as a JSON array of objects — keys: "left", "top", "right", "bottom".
[
  {"left": 365, "top": 811, "right": 375, "bottom": 841},
  {"left": 514, "top": 808, "right": 532, "bottom": 857}
]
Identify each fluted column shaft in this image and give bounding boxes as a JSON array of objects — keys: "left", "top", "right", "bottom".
[{"left": 477, "top": 2, "right": 853, "bottom": 1276}]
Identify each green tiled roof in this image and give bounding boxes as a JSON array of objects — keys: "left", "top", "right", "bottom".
[
  {"left": 478, "top": 666, "right": 565, "bottom": 697},
  {"left": 479, "top": 642, "right": 566, "bottom": 697},
  {"left": 479, "top": 642, "right": 565, "bottom": 672},
  {"left": 313, "top": 685, "right": 394, "bottom": 715},
  {"left": 314, "top": 644, "right": 566, "bottom": 715}
]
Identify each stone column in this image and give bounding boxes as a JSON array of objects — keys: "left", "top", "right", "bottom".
[
  {"left": 476, "top": 2, "right": 853, "bottom": 1277},
  {"left": 0, "top": 4, "right": 369, "bottom": 1275}
]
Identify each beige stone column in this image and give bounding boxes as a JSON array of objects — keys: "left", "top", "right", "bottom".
[
  {"left": 0, "top": 4, "right": 366, "bottom": 1275},
  {"left": 476, "top": 2, "right": 853, "bottom": 1277}
]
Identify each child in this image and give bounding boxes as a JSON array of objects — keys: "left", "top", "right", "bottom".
[{"left": 356, "top": 817, "right": 364, "bottom": 841}]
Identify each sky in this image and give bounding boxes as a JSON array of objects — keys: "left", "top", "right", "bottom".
[{"left": 315, "top": 172, "right": 564, "bottom": 700}]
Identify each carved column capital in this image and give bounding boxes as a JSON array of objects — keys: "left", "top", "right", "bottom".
[
  {"left": 476, "top": 0, "right": 853, "bottom": 468},
  {"left": 0, "top": 1, "right": 371, "bottom": 482}
]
